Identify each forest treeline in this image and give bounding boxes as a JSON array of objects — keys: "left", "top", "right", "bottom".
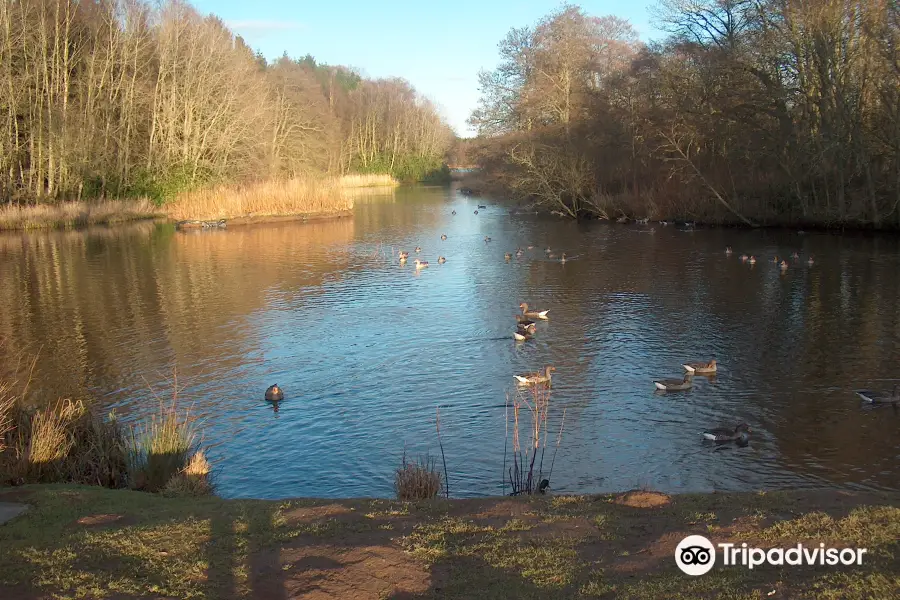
[
  {"left": 0, "top": 0, "right": 454, "bottom": 206},
  {"left": 466, "top": 1, "right": 900, "bottom": 227}
]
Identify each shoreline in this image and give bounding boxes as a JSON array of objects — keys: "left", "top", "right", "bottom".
[{"left": 1, "top": 484, "right": 896, "bottom": 599}]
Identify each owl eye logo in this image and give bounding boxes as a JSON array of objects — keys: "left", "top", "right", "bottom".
[
  {"left": 680, "top": 546, "right": 712, "bottom": 565},
  {"left": 675, "top": 535, "right": 716, "bottom": 575}
]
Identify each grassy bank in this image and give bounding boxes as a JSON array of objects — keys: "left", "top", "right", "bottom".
[
  {"left": 0, "top": 199, "right": 164, "bottom": 231},
  {"left": 0, "top": 174, "right": 402, "bottom": 232},
  {"left": 0, "top": 486, "right": 896, "bottom": 599}
]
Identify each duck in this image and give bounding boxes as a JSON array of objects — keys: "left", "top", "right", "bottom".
[
  {"left": 515, "top": 315, "right": 537, "bottom": 328},
  {"left": 513, "top": 329, "right": 534, "bottom": 342},
  {"left": 451, "top": 210, "right": 457, "bottom": 215},
  {"left": 484, "top": 236, "right": 491, "bottom": 242},
  {"left": 438, "top": 256, "right": 446, "bottom": 264},
  {"left": 559, "top": 253, "right": 567, "bottom": 263},
  {"left": 739, "top": 254, "right": 748, "bottom": 262},
  {"left": 748, "top": 256, "right": 757, "bottom": 265},
  {"left": 415, "top": 247, "right": 422, "bottom": 253},
  {"left": 791, "top": 252, "right": 800, "bottom": 259},
  {"left": 725, "top": 247, "right": 733, "bottom": 255},
  {"left": 398, "top": 250, "right": 409, "bottom": 260},
  {"left": 514, "top": 366, "right": 555, "bottom": 386},
  {"left": 265, "top": 384, "right": 284, "bottom": 402},
  {"left": 544, "top": 247, "right": 552, "bottom": 254},
  {"left": 636, "top": 218, "right": 649, "bottom": 225},
  {"left": 504, "top": 252, "right": 512, "bottom": 261},
  {"left": 474, "top": 210, "right": 479, "bottom": 215},
  {"left": 653, "top": 373, "right": 693, "bottom": 391},
  {"left": 441, "top": 234, "right": 447, "bottom": 240},
  {"left": 414, "top": 259, "right": 429, "bottom": 269},
  {"left": 515, "top": 248, "right": 524, "bottom": 257},
  {"left": 527, "top": 246, "right": 535, "bottom": 250},
  {"left": 519, "top": 302, "right": 549, "bottom": 319},
  {"left": 856, "top": 384, "right": 900, "bottom": 405},
  {"left": 807, "top": 256, "right": 815, "bottom": 266},
  {"left": 779, "top": 260, "right": 788, "bottom": 271},
  {"left": 703, "top": 423, "right": 752, "bottom": 444},
  {"left": 682, "top": 358, "right": 717, "bottom": 375},
  {"left": 773, "top": 256, "right": 780, "bottom": 264},
  {"left": 548, "top": 252, "right": 557, "bottom": 259},
  {"left": 517, "top": 321, "right": 537, "bottom": 334},
  {"left": 478, "top": 204, "right": 487, "bottom": 209}
]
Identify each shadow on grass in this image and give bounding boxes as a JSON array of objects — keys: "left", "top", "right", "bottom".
[{"left": 0, "top": 487, "right": 897, "bottom": 599}]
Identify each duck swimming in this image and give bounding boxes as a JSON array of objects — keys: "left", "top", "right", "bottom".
[
  {"left": 703, "top": 423, "right": 752, "bottom": 444},
  {"left": 441, "top": 234, "right": 447, "bottom": 240},
  {"left": 682, "top": 358, "right": 717, "bottom": 375},
  {"left": 414, "top": 259, "right": 429, "bottom": 269},
  {"left": 519, "top": 302, "right": 549, "bottom": 319},
  {"left": 856, "top": 385, "right": 900, "bottom": 405},
  {"left": 438, "top": 256, "right": 446, "bottom": 264},
  {"left": 265, "top": 384, "right": 284, "bottom": 402},
  {"left": 653, "top": 373, "right": 693, "bottom": 391},
  {"left": 514, "top": 366, "right": 555, "bottom": 386}
]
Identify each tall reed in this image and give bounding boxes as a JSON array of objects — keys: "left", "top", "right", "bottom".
[
  {"left": 0, "top": 199, "right": 162, "bottom": 231},
  {"left": 505, "top": 380, "right": 565, "bottom": 496},
  {"left": 166, "top": 176, "right": 353, "bottom": 221},
  {"left": 127, "top": 402, "right": 197, "bottom": 493},
  {"left": 338, "top": 173, "right": 399, "bottom": 188}
]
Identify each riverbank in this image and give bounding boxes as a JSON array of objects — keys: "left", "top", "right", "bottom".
[
  {"left": 0, "top": 174, "right": 401, "bottom": 232},
  {"left": 0, "top": 485, "right": 896, "bottom": 599}
]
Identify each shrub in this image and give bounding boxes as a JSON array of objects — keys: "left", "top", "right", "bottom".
[{"left": 395, "top": 452, "right": 443, "bottom": 501}]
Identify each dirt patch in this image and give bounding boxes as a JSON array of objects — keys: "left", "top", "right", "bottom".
[
  {"left": 251, "top": 543, "right": 430, "bottom": 600},
  {"left": 613, "top": 491, "right": 671, "bottom": 508},
  {"left": 282, "top": 503, "right": 354, "bottom": 525},
  {"left": 76, "top": 513, "right": 130, "bottom": 528}
]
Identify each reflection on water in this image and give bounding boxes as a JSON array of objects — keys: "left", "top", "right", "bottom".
[{"left": 1, "top": 185, "right": 899, "bottom": 499}]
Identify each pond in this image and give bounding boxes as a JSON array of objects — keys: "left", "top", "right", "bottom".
[{"left": 1, "top": 185, "right": 899, "bottom": 499}]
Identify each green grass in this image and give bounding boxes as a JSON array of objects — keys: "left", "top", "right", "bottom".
[{"left": 0, "top": 486, "right": 896, "bottom": 599}]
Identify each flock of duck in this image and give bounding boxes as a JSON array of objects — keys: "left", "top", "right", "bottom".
[{"left": 261, "top": 207, "right": 898, "bottom": 458}]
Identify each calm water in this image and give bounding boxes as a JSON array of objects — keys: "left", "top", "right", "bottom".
[{"left": 2, "top": 185, "right": 899, "bottom": 499}]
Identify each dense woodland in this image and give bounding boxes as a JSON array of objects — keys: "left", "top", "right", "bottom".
[
  {"left": 0, "top": 0, "right": 454, "bottom": 205},
  {"left": 468, "top": 1, "right": 900, "bottom": 226}
]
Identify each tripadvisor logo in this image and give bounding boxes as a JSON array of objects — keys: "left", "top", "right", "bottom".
[{"left": 675, "top": 535, "right": 867, "bottom": 576}]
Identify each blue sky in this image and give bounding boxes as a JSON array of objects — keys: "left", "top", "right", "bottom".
[{"left": 191, "top": 1, "right": 666, "bottom": 137}]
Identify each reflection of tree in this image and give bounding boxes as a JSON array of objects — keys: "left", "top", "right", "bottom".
[{"left": 0, "top": 220, "right": 354, "bottom": 406}]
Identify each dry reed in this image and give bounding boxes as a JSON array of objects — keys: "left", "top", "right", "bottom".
[
  {"left": 505, "top": 381, "right": 564, "bottom": 496},
  {"left": 162, "top": 450, "right": 213, "bottom": 497},
  {"left": 395, "top": 451, "right": 443, "bottom": 501},
  {"left": 127, "top": 401, "right": 197, "bottom": 493},
  {"left": 166, "top": 176, "right": 353, "bottom": 221},
  {"left": 339, "top": 173, "right": 399, "bottom": 188},
  {"left": 0, "top": 199, "right": 162, "bottom": 231}
]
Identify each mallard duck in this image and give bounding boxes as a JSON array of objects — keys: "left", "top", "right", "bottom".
[
  {"left": 682, "top": 358, "right": 717, "bottom": 374},
  {"left": 451, "top": 210, "right": 457, "bottom": 215},
  {"left": 478, "top": 204, "right": 487, "bottom": 209},
  {"left": 474, "top": 210, "right": 479, "bottom": 215},
  {"left": 807, "top": 256, "right": 815, "bottom": 266},
  {"left": 265, "top": 384, "right": 284, "bottom": 402},
  {"left": 504, "top": 252, "right": 512, "bottom": 260},
  {"left": 438, "top": 256, "right": 446, "bottom": 264},
  {"left": 653, "top": 373, "right": 693, "bottom": 391},
  {"left": 527, "top": 245, "right": 535, "bottom": 250},
  {"left": 773, "top": 256, "right": 780, "bottom": 264},
  {"left": 519, "top": 302, "right": 549, "bottom": 319},
  {"left": 544, "top": 247, "right": 552, "bottom": 254},
  {"left": 559, "top": 253, "right": 567, "bottom": 263},
  {"left": 398, "top": 250, "right": 409, "bottom": 259},
  {"left": 441, "top": 234, "right": 447, "bottom": 240},
  {"left": 636, "top": 218, "right": 649, "bottom": 225},
  {"left": 415, "top": 247, "right": 421, "bottom": 253},
  {"left": 725, "top": 246, "right": 733, "bottom": 255},
  {"left": 516, "top": 248, "right": 524, "bottom": 257},
  {"left": 513, "top": 329, "right": 533, "bottom": 342},
  {"left": 748, "top": 256, "right": 757, "bottom": 265},
  {"left": 484, "top": 236, "right": 491, "bottom": 242},
  {"left": 779, "top": 260, "right": 788, "bottom": 270},
  {"left": 703, "top": 423, "right": 751, "bottom": 443},
  {"left": 514, "top": 366, "right": 555, "bottom": 386},
  {"left": 856, "top": 385, "right": 899, "bottom": 405},
  {"left": 414, "top": 259, "right": 429, "bottom": 269}
]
